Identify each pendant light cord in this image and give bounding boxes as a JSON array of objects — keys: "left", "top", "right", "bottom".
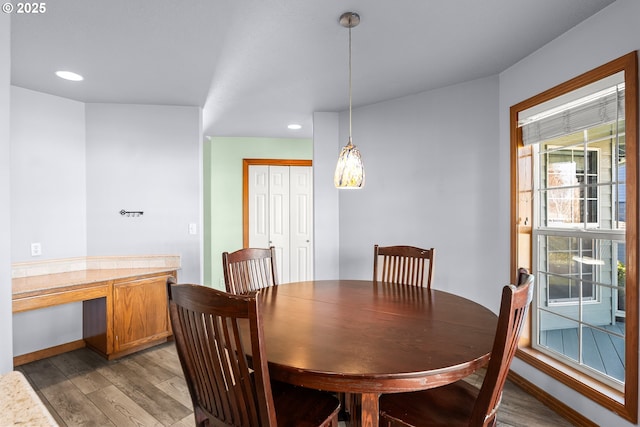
[{"left": 348, "top": 20, "right": 353, "bottom": 141}]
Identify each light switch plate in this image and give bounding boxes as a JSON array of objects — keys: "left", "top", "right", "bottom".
[{"left": 31, "top": 242, "right": 42, "bottom": 257}]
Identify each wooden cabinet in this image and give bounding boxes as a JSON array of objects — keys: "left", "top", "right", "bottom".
[
  {"left": 83, "top": 270, "right": 175, "bottom": 360},
  {"left": 112, "top": 274, "right": 171, "bottom": 355}
]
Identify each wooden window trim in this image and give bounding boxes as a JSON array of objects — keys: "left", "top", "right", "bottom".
[
  {"left": 242, "top": 158, "right": 312, "bottom": 248},
  {"left": 510, "top": 51, "right": 638, "bottom": 423}
]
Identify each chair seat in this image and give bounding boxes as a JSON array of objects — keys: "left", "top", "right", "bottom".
[
  {"left": 379, "top": 380, "right": 480, "bottom": 427},
  {"left": 271, "top": 381, "right": 341, "bottom": 427}
]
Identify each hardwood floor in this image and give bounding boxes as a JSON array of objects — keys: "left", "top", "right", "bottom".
[{"left": 18, "top": 342, "right": 572, "bottom": 427}]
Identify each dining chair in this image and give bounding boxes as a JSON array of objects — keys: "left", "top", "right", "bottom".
[
  {"left": 378, "top": 272, "right": 535, "bottom": 427},
  {"left": 373, "top": 244, "right": 435, "bottom": 288},
  {"left": 167, "top": 280, "right": 341, "bottom": 427},
  {"left": 222, "top": 247, "right": 278, "bottom": 294},
  {"left": 517, "top": 267, "right": 530, "bottom": 286}
]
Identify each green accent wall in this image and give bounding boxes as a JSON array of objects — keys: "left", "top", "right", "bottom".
[{"left": 204, "top": 137, "right": 312, "bottom": 289}]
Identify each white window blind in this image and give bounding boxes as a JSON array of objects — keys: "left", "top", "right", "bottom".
[{"left": 518, "top": 73, "right": 625, "bottom": 146}]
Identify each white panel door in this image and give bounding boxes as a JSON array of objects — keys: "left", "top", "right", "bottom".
[
  {"left": 290, "top": 166, "right": 313, "bottom": 281},
  {"left": 248, "top": 165, "right": 270, "bottom": 249},
  {"left": 268, "top": 166, "right": 290, "bottom": 283},
  {"left": 248, "top": 164, "right": 313, "bottom": 284}
]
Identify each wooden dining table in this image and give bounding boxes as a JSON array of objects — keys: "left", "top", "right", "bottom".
[{"left": 252, "top": 279, "right": 498, "bottom": 427}]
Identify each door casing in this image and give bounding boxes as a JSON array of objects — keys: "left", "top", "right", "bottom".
[{"left": 242, "top": 158, "right": 312, "bottom": 246}]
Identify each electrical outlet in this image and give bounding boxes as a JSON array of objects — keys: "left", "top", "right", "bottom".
[
  {"left": 31, "top": 242, "right": 42, "bottom": 257},
  {"left": 188, "top": 223, "right": 197, "bottom": 235}
]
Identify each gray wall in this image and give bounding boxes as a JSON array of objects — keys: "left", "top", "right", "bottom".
[
  {"left": 86, "top": 103, "right": 202, "bottom": 283},
  {"left": 9, "top": 96, "right": 203, "bottom": 356},
  {"left": 11, "top": 87, "right": 87, "bottom": 261},
  {"left": 0, "top": 12, "right": 13, "bottom": 373},
  {"left": 500, "top": 1, "right": 639, "bottom": 426},
  {"left": 334, "top": 76, "right": 504, "bottom": 311},
  {"left": 10, "top": 87, "right": 86, "bottom": 356},
  {"left": 312, "top": 112, "right": 340, "bottom": 280}
]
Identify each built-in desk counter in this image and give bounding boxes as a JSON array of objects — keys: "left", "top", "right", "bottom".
[
  {"left": 13, "top": 267, "right": 178, "bottom": 312},
  {"left": 11, "top": 256, "right": 180, "bottom": 366}
]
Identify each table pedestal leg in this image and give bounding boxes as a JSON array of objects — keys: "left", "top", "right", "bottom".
[{"left": 360, "top": 392, "right": 380, "bottom": 427}]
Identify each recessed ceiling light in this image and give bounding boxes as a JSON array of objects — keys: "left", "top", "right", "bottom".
[
  {"left": 55, "top": 71, "right": 84, "bottom": 81},
  {"left": 288, "top": 124, "right": 302, "bottom": 130}
]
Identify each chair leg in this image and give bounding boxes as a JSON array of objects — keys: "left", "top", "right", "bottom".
[
  {"left": 348, "top": 393, "right": 361, "bottom": 427},
  {"left": 318, "top": 410, "right": 340, "bottom": 427},
  {"left": 193, "top": 407, "right": 209, "bottom": 427}
]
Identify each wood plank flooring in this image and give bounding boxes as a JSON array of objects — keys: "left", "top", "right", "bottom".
[{"left": 17, "top": 342, "right": 573, "bottom": 427}]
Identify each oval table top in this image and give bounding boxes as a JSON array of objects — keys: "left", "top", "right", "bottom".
[{"left": 251, "top": 280, "right": 498, "bottom": 427}]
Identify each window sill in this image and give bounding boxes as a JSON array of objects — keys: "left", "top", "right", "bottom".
[{"left": 516, "top": 347, "right": 635, "bottom": 423}]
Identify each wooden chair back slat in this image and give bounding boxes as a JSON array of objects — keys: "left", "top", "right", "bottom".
[
  {"left": 374, "top": 245, "right": 435, "bottom": 288},
  {"left": 222, "top": 247, "right": 278, "bottom": 294}
]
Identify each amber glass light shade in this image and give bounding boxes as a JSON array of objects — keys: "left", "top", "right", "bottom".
[{"left": 334, "top": 137, "right": 365, "bottom": 188}]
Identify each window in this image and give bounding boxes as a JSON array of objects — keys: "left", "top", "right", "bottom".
[
  {"left": 510, "top": 52, "right": 638, "bottom": 422},
  {"left": 534, "top": 127, "right": 625, "bottom": 387}
]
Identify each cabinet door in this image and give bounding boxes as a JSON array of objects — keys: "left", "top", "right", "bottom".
[{"left": 113, "top": 275, "right": 170, "bottom": 353}]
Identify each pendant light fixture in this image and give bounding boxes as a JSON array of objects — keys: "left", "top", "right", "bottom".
[{"left": 334, "top": 12, "right": 365, "bottom": 189}]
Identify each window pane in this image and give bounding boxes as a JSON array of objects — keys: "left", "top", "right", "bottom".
[
  {"left": 582, "top": 283, "right": 615, "bottom": 327},
  {"left": 539, "top": 143, "right": 605, "bottom": 228},
  {"left": 537, "top": 314, "right": 625, "bottom": 384},
  {"left": 541, "top": 188, "right": 582, "bottom": 227},
  {"left": 539, "top": 235, "right": 595, "bottom": 303},
  {"left": 538, "top": 311, "right": 579, "bottom": 363},
  {"left": 537, "top": 236, "right": 624, "bottom": 303},
  {"left": 588, "top": 123, "right": 621, "bottom": 144},
  {"left": 587, "top": 150, "right": 598, "bottom": 173},
  {"left": 587, "top": 199, "right": 598, "bottom": 223},
  {"left": 582, "top": 325, "right": 625, "bottom": 383},
  {"left": 617, "top": 244, "right": 626, "bottom": 313}
]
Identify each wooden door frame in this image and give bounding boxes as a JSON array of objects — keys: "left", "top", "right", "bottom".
[{"left": 242, "top": 159, "right": 312, "bottom": 248}]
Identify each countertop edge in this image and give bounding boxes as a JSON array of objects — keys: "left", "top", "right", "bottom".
[{"left": 12, "top": 267, "right": 179, "bottom": 300}]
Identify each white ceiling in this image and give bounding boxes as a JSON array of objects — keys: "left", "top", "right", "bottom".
[{"left": 10, "top": 0, "right": 616, "bottom": 139}]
